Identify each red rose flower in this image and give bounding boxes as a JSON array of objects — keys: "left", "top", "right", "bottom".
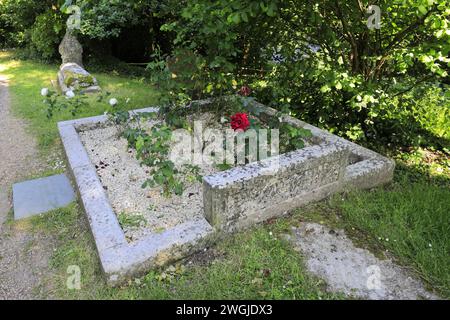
[
  {"left": 239, "top": 85, "right": 251, "bottom": 97},
  {"left": 230, "top": 113, "right": 250, "bottom": 132}
]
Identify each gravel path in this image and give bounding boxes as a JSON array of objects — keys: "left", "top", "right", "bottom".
[{"left": 0, "top": 75, "right": 55, "bottom": 299}]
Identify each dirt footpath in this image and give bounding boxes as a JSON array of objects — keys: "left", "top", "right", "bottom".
[{"left": 0, "top": 75, "right": 55, "bottom": 299}]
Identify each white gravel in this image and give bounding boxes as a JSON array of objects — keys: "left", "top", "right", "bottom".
[{"left": 78, "top": 121, "right": 219, "bottom": 242}]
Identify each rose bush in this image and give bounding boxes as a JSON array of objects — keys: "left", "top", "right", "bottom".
[
  {"left": 239, "top": 86, "right": 251, "bottom": 97},
  {"left": 230, "top": 113, "right": 250, "bottom": 132}
]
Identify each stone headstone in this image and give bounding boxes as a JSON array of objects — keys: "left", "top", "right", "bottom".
[
  {"left": 56, "top": 30, "right": 101, "bottom": 93},
  {"left": 13, "top": 174, "right": 76, "bottom": 220},
  {"left": 59, "top": 31, "right": 83, "bottom": 67},
  {"left": 58, "top": 62, "right": 100, "bottom": 93}
]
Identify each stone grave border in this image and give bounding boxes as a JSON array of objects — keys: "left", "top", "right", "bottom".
[{"left": 58, "top": 99, "right": 394, "bottom": 286}]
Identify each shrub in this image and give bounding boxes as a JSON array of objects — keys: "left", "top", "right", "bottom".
[{"left": 29, "top": 10, "right": 64, "bottom": 60}]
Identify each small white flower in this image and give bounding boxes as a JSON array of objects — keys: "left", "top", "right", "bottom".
[
  {"left": 269, "top": 232, "right": 273, "bottom": 236},
  {"left": 125, "top": 98, "right": 130, "bottom": 104},
  {"left": 41, "top": 88, "right": 49, "bottom": 96},
  {"left": 65, "top": 90, "right": 75, "bottom": 99},
  {"left": 109, "top": 98, "right": 118, "bottom": 106},
  {"left": 428, "top": 243, "right": 432, "bottom": 248},
  {"left": 220, "top": 116, "right": 228, "bottom": 124},
  {"left": 386, "top": 238, "right": 389, "bottom": 242},
  {"left": 278, "top": 117, "right": 283, "bottom": 123}
]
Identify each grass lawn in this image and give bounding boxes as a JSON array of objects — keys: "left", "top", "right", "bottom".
[
  {"left": 336, "top": 175, "right": 449, "bottom": 296},
  {"left": 0, "top": 51, "right": 159, "bottom": 154},
  {"left": 32, "top": 204, "right": 343, "bottom": 299},
  {"left": 1, "top": 51, "right": 449, "bottom": 299}
]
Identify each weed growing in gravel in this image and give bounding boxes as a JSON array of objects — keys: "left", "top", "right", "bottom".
[{"left": 117, "top": 212, "right": 147, "bottom": 229}]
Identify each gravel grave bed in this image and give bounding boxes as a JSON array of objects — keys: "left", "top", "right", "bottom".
[
  {"left": 79, "top": 122, "right": 219, "bottom": 243},
  {"left": 78, "top": 111, "right": 307, "bottom": 243}
]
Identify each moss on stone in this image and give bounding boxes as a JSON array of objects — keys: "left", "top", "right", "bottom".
[{"left": 63, "top": 70, "right": 95, "bottom": 87}]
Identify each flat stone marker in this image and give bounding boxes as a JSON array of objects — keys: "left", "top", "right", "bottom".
[{"left": 13, "top": 174, "right": 76, "bottom": 220}]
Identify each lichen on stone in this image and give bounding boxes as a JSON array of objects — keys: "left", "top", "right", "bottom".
[{"left": 63, "top": 71, "right": 95, "bottom": 88}]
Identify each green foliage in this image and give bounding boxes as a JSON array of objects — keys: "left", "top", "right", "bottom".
[
  {"left": 155, "top": 1, "right": 280, "bottom": 104},
  {"left": 0, "top": 0, "right": 21, "bottom": 47},
  {"left": 84, "top": 55, "right": 152, "bottom": 78},
  {"left": 135, "top": 124, "right": 185, "bottom": 196},
  {"left": 76, "top": 0, "right": 144, "bottom": 40},
  {"left": 368, "top": 84, "right": 450, "bottom": 148},
  {"left": 29, "top": 9, "right": 64, "bottom": 59},
  {"left": 43, "top": 88, "right": 91, "bottom": 118},
  {"left": 279, "top": 124, "right": 313, "bottom": 152},
  {"left": 4, "top": 0, "right": 448, "bottom": 151},
  {"left": 154, "top": 0, "right": 450, "bottom": 149},
  {"left": 0, "top": 0, "right": 175, "bottom": 61},
  {"left": 0, "top": 0, "right": 64, "bottom": 57},
  {"left": 108, "top": 107, "right": 194, "bottom": 197}
]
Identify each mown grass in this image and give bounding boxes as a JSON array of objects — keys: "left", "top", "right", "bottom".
[
  {"left": 2, "top": 51, "right": 449, "bottom": 299},
  {"left": 0, "top": 51, "right": 158, "bottom": 154},
  {"left": 33, "top": 203, "right": 342, "bottom": 300},
  {"left": 34, "top": 161, "right": 450, "bottom": 299},
  {"left": 297, "top": 153, "right": 450, "bottom": 298},
  {"left": 335, "top": 174, "right": 450, "bottom": 297}
]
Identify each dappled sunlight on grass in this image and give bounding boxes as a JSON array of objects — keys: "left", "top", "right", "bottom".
[
  {"left": 0, "top": 58, "right": 22, "bottom": 79},
  {"left": 0, "top": 51, "right": 159, "bottom": 154},
  {"left": 2, "top": 51, "right": 447, "bottom": 300}
]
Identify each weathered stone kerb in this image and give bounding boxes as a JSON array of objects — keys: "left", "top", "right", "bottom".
[{"left": 58, "top": 101, "right": 394, "bottom": 285}]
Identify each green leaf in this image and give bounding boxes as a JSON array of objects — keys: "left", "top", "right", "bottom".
[
  {"left": 418, "top": 5, "right": 427, "bottom": 15},
  {"left": 181, "top": 10, "right": 193, "bottom": 19},
  {"left": 320, "top": 85, "right": 331, "bottom": 93},
  {"left": 228, "top": 13, "right": 241, "bottom": 24},
  {"left": 174, "top": 183, "right": 184, "bottom": 196},
  {"left": 136, "top": 136, "right": 145, "bottom": 152}
]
